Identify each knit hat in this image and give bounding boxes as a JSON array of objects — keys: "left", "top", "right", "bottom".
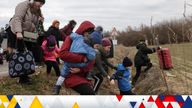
[
  {"left": 102, "top": 38, "right": 111, "bottom": 47},
  {"left": 46, "top": 35, "right": 56, "bottom": 47},
  {"left": 95, "top": 26, "right": 103, "bottom": 33},
  {"left": 123, "top": 57, "right": 133, "bottom": 67},
  {"left": 52, "top": 20, "right": 60, "bottom": 27},
  {"left": 90, "top": 31, "right": 103, "bottom": 45},
  {"left": 34, "top": 0, "right": 45, "bottom": 4}
]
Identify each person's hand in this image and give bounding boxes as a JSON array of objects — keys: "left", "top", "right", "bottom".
[
  {"left": 70, "top": 68, "right": 81, "bottom": 74},
  {"left": 39, "top": 17, "right": 44, "bottom": 22},
  {"left": 110, "top": 79, "right": 115, "bottom": 85},
  {"left": 16, "top": 32, "right": 23, "bottom": 39},
  {"left": 83, "top": 57, "right": 88, "bottom": 63}
]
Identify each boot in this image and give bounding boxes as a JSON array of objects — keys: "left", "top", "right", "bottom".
[{"left": 52, "top": 85, "right": 61, "bottom": 95}]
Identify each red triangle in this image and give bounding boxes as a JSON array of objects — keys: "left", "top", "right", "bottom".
[
  {"left": 155, "top": 96, "right": 162, "bottom": 102},
  {"left": 139, "top": 103, "right": 145, "bottom": 108},
  {"left": 164, "top": 96, "right": 176, "bottom": 102},
  {"left": 116, "top": 95, "right": 123, "bottom": 102},
  {"left": 148, "top": 96, "right": 154, "bottom": 102},
  {"left": 178, "top": 102, "right": 184, "bottom": 107},
  {"left": 167, "top": 103, "right": 173, "bottom": 108},
  {"left": 155, "top": 102, "right": 165, "bottom": 108}
]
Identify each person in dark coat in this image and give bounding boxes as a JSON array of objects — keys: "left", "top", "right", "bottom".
[
  {"left": 60, "top": 20, "right": 77, "bottom": 41},
  {"left": 46, "top": 20, "right": 61, "bottom": 47},
  {"left": 132, "top": 41, "right": 156, "bottom": 85}
]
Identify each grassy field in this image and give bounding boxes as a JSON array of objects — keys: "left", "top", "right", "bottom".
[{"left": 1, "top": 43, "right": 192, "bottom": 95}]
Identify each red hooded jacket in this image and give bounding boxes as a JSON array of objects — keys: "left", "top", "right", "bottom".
[{"left": 60, "top": 21, "right": 95, "bottom": 88}]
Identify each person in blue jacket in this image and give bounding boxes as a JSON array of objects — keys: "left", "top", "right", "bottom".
[{"left": 110, "top": 57, "right": 135, "bottom": 95}]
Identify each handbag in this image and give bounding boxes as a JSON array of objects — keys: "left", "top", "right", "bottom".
[
  {"left": 23, "top": 21, "right": 45, "bottom": 43},
  {"left": 9, "top": 40, "right": 35, "bottom": 78},
  {"left": 23, "top": 31, "right": 39, "bottom": 42}
]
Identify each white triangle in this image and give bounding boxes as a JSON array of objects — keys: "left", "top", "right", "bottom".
[
  {"left": 151, "top": 103, "right": 158, "bottom": 108},
  {"left": 3, "top": 102, "right": 9, "bottom": 107},
  {"left": 171, "top": 102, "right": 181, "bottom": 108},
  {"left": 49, "top": 98, "right": 65, "bottom": 108},
  {"left": 163, "top": 102, "right": 169, "bottom": 107}
]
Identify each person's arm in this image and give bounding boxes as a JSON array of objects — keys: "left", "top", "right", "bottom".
[
  {"left": 11, "top": 2, "right": 28, "bottom": 34},
  {"left": 95, "top": 52, "right": 108, "bottom": 77},
  {"left": 59, "top": 36, "right": 87, "bottom": 63},
  {"left": 140, "top": 46, "right": 156, "bottom": 54},
  {"left": 70, "top": 60, "right": 95, "bottom": 74},
  {"left": 103, "top": 58, "right": 117, "bottom": 70}
]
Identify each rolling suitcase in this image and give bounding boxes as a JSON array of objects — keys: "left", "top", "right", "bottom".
[{"left": 157, "top": 48, "right": 173, "bottom": 70}]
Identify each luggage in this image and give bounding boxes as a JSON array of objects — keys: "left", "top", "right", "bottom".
[
  {"left": 9, "top": 40, "right": 35, "bottom": 78},
  {"left": 157, "top": 48, "right": 173, "bottom": 70}
]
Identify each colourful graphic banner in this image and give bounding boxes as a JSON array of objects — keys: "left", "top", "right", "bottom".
[{"left": 0, "top": 95, "right": 192, "bottom": 108}]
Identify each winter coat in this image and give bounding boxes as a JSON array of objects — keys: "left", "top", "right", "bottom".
[
  {"left": 46, "top": 26, "right": 62, "bottom": 47},
  {"left": 70, "top": 33, "right": 96, "bottom": 61},
  {"left": 110, "top": 64, "right": 132, "bottom": 91},
  {"left": 91, "top": 45, "right": 115, "bottom": 76},
  {"left": 41, "top": 40, "right": 60, "bottom": 62},
  {"left": 134, "top": 44, "right": 156, "bottom": 67},
  {"left": 61, "top": 21, "right": 95, "bottom": 88},
  {"left": 60, "top": 24, "right": 74, "bottom": 41},
  {"left": 9, "top": 0, "right": 42, "bottom": 34}
]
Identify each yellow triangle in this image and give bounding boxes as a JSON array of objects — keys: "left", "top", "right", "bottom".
[
  {"left": 73, "top": 102, "right": 79, "bottom": 108},
  {"left": 30, "top": 97, "right": 43, "bottom": 108},
  {"left": 7, "top": 97, "right": 17, "bottom": 108},
  {"left": 0, "top": 103, "right": 5, "bottom": 108},
  {"left": 0, "top": 96, "right": 9, "bottom": 102}
]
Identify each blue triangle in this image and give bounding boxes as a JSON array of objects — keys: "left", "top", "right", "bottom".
[
  {"left": 15, "top": 103, "right": 21, "bottom": 108},
  {"left": 7, "top": 95, "right": 13, "bottom": 101},
  {"left": 130, "top": 102, "right": 137, "bottom": 108},
  {"left": 175, "top": 95, "right": 184, "bottom": 102},
  {"left": 182, "top": 96, "right": 192, "bottom": 108},
  {"left": 159, "top": 95, "right": 165, "bottom": 101}
]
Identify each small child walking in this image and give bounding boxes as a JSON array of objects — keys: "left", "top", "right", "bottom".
[
  {"left": 110, "top": 57, "right": 135, "bottom": 95},
  {"left": 41, "top": 35, "right": 61, "bottom": 77}
]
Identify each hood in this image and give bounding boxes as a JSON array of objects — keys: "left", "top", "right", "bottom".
[
  {"left": 75, "top": 21, "right": 95, "bottom": 35},
  {"left": 117, "top": 64, "right": 126, "bottom": 71}
]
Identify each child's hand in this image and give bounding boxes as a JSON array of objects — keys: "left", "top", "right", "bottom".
[{"left": 110, "top": 80, "right": 115, "bottom": 85}]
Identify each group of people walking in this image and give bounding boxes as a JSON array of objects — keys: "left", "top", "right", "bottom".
[{"left": 2, "top": 0, "right": 159, "bottom": 95}]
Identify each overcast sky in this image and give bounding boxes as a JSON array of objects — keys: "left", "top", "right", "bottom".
[{"left": 0, "top": 0, "right": 190, "bottom": 31}]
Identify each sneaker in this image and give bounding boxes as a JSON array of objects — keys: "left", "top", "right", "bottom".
[{"left": 52, "top": 85, "right": 61, "bottom": 95}]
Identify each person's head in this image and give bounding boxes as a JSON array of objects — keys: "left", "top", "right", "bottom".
[
  {"left": 30, "top": 0, "right": 45, "bottom": 9},
  {"left": 90, "top": 31, "right": 103, "bottom": 49},
  {"left": 29, "top": 0, "right": 45, "bottom": 15},
  {"left": 95, "top": 26, "right": 103, "bottom": 33},
  {"left": 122, "top": 57, "right": 133, "bottom": 68},
  {"left": 46, "top": 35, "right": 56, "bottom": 51},
  {"left": 52, "top": 20, "right": 60, "bottom": 29},
  {"left": 76, "top": 21, "right": 95, "bottom": 37},
  {"left": 69, "top": 20, "right": 77, "bottom": 29},
  {"left": 102, "top": 38, "right": 111, "bottom": 52}
]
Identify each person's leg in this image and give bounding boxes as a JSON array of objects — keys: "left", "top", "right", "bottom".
[
  {"left": 144, "top": 62, "right": 152, "bottom": 72},
  {"left": 53, "top": 64, "right": 68, "bottom": 95},
  {"left": 19, "top": 74, "right": 32, "bottom": 84},
  {"left": 72, "top": 84, "right": 95, "bottom": 95},
  {"left": 52, "top": 61, "right": 61, "bottom": 76},
  {"left": 6, "top": 27, "right": 16, "bottom": 61},
  {"left": 93, "top": 74, "right": 103, "bottom": 93},
  {"left": 45, "top": 61, "right": 53, "bottom": 77},
  {"left": 132, "top": 66, "right": 142, "bottom": 85}
]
